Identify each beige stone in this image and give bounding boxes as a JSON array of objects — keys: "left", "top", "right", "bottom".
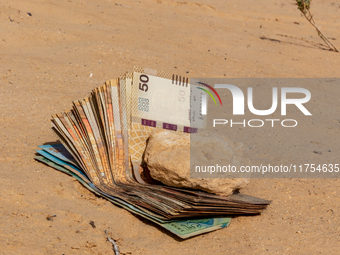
[{"left": 144, "top": 130, "right": 249, "bottom": 196}]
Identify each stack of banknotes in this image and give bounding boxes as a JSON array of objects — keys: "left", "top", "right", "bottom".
[{"left": 35, "top": 67, "right": 270, "bottom": 238}]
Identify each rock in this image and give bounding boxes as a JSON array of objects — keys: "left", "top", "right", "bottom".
[
  {"left": 89, "top": 220, "right": 96, "bottom": 228},
  {"left": 144, "top": 130, "right": 249, "bottom": 196}
]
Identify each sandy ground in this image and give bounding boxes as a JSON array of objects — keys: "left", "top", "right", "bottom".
[{"left": 1, "top": 0, "right": 340, "bottom": 254}]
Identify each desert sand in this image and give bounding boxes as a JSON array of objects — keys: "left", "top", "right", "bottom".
[{"left": 1, "top": 0, "right": 340, "bottom": 254}]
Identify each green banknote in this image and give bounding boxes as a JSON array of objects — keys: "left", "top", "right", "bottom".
[{"left": 162, "top": 218, "right": 231, "bottom": 239}]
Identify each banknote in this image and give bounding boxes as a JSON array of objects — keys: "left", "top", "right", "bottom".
[
  {"left": 129, "top": 68, "right": 189, "bottom": 169},
  {"left": 124, "top": 72, "right": 133, "bottom": 129},
  {"left": 38, "top": 144, "right": 78, "bottom": 166},
  {"left": 118, "top": 74, "right": 135, "bottom": 181},
  {"left": 131, "top": 67, "right": 191, "bottom": 127},
  {"left": 162, "top": 217, "right": 231, "bottom": 239},
  {"left": 129, "top": 67, "right": 206, "bottom": 180},
  {"left": 110, "top": 79, "right": 128, "bottom": 184}
]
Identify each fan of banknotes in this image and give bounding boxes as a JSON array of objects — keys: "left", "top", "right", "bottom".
[{"left": 35, "top": 67, "right": 270, "bottom": 239}]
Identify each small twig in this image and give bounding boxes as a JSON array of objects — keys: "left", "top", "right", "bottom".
[
  {"left": 302, "top": 10, "right": 339, "bottom": 52},
  {"left": 296, "top": 0, "right": 339, "bottom": 52},
  {"left": 105, "top": 230, "right": 120, "bottom": 255}
]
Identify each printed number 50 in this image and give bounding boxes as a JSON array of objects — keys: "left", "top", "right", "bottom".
[
  {"left": 178, "top": 90, "right": 185, "bottom": 102},
  {"left": 139, "top": 74, "right": 149, "bottom": 92}
]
